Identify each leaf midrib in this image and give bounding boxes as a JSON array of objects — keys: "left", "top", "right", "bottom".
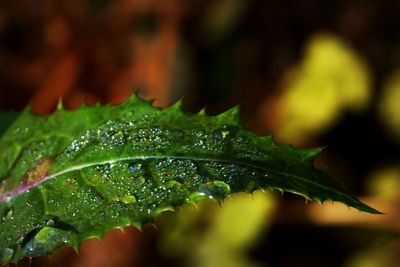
[{"left": 0, "top": 155, "right": 347, "bottom": 202}]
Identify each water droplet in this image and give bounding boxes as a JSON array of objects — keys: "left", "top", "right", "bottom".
[
  {"left": 133, "top": 176, "right": 146, "bottom": 186},
  {"left": 213, "top": 129, "right": 230, "bottom": 142},
  {"left": 23, "top": 227, "right": 70, "bottom": 257},
  {"left": 0, "top": 248, "right": 14, "bottom": 262},
  {"left": 187, "top": 192, "right": 211, "bottom": 202},
  {"left": 119, "top": 195, "right": 137, "bottom": 204},
  {"left": 6, "top": 208, "right": 13, "bottom": 220},
  {"left": 46, "top": 219, "right": 55, "bottom": 227},
  {"left": 226, "top": 176, "right": 234, "bottom": 184},
  {"left": 65, "top": 178, "right": 76, "bottom": 185},
  {"left": 111, "top": 211, "right": 120, "bottom": 219},
  {"left": 129, "top": 163, "right": 142, "bottom": 173},
  {"left": 166, "top": 180, "right": 181, "bottom": 188},
  {"left": 146, "top": 204, "right": 156, "bottom": 214},
  {"left": 198, "top": 181, "right": 231, "bottom": 201},
  {"left": 154, "top": 206, "right": 174, "bottom": 215},
  {"left": 114, "top": 130, "right": 124, "bottom": 138},
  {"left": 213, "top": 131, "right": 223, "bottom": 141},
  {"left": 99, "top": 132, "right": 109, "bottom": 141}
]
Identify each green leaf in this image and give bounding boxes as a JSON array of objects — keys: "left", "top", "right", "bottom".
[{"left": 0, "top": 95, "right": 379, "bottom": 263}]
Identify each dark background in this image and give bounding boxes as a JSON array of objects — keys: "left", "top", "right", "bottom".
[{"left": 1, "top": 1, "right": 399, "bottom": 266}]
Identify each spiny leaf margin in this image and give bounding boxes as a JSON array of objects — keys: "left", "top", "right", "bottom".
[{"left": 0, "top": 95, "right": 379, "bottom": 263}]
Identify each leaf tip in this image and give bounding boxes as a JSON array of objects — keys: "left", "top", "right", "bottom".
[
  {"left": 56, "top": 98, "right": 64, "bottom": 111},
  {"left": 217, "top": 106, "right": 240, "bottom": 125},
  {"left": 198, "top": 107, "right": 207, "bottom": 116},
  {"left": 166, "top": 99, "right": 186, "bottom": 116},
  {"left": 356, "top": 202, "right": 383, "bottom": 215},
  {"left": 300, "top": 146, "right": 326, "bottom": 161}
]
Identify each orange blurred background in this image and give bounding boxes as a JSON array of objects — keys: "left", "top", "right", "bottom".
[{"left": 1, "top": 1, "right": 400, "bottom": 266}]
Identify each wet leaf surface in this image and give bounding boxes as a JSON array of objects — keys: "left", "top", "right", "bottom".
[{"left": 0, "top": 95, "right": 379, "bottom": 263}]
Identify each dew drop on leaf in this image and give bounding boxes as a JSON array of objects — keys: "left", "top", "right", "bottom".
[
  {"left": 198, "top": 181, "right": 231, "bottom": 201},
  {"left": 166, "top": 180, "right": 181, "bottom": 188},
  {"left": 5, "top": 208, "right": 13, "bottom": 220},
  {"left": 22, "top": 227, "right": 70, "bottom": 257},
  {"left": 119, "top": 195, "right": 137, "bottom": 204},
  {"left": 186, "top": 192, "right": 211, "bottom": 202},
  {"left": 213, "top": 129, "right": 229, "bottom": 142},
  {"left": 0, "top": 248, "right": 14, "bottom": 262},
  {"left": 129, "top": 162, "right": 142, "bottom": 173},
  {"left": 46, "top": 219, "right": 55, "bottom": 227},
  {"left": 154, "top": 206, "right": 174, "bottom": 215},
  {"left": 133, "top": 176, "right": 146, "bottom": 186},
  {"left": 213, "top": 131, "right": 223, "bottom": 142}
]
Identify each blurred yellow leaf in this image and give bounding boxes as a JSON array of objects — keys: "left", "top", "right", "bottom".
[
  {"left": 366, "top": 166, "right": 400, "bottom": 201},
  {"left": 194, "top": 191, "right": 276, "bottom": 267},
  {"left": 275, "top": 33, "right": 371, "bottom": 144},
  {"left": 158, "top": 191, "right": 276, "bottom": 267},
  {"left": 344, "top": 248, "right": 391, "bottom": 267},
  {"left": 379, "top": 70, "right": 400, "bottom": 140}
]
